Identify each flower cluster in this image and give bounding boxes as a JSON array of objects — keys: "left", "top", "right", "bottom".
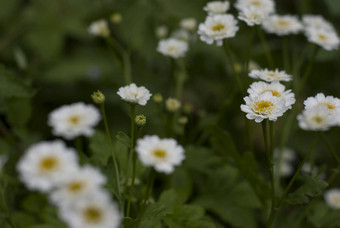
[
  {"left": 297, "top": 93, "right": 340, "bottom": 131},
  {"left": 17, "top": 141, "right": 121, "bottom": 228}
]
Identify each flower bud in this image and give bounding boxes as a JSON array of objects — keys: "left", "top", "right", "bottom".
[
  {"left": 110, "top": 13, "right": 122, "bottom": 24},
  {"left": 166, "top": 98, "right": 181, "bottom": 112},
  {"left": 135, "top": 114, "right": 146, "bottom": 127},
  {"left": 153, "top": 93, "right": 163, "bottom": 103},
  {"left": 91, "top": 90, "right": 105, "bottom": 104},
  {"left": 178, "top": 116, "right": 188, "bottom": 125}
]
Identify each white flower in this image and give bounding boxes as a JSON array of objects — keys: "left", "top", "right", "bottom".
[
  {"left": 198, "top": 14, "right": 239, "bottom": 46},
  {"left": 155, "top": 26, "right": 168, "bottom": 39},
  {"left": 135, "top": 135, "right": 185, "bottom": 174},
  {"left": 171, "top": 29, "right": 191, "bottom": 42},
  {"left": 302, "top": 15, "right": 334, "bottom": 32},
  {"left": 203, "top": 1, "right": 230, "bottom": 15},
  {"left": 305, "top": 28, "right": 339, "bottom": 51},
  {"left": 48, "top": 102, "right": 101, "bottom": 140},
  {"left": 50, "top": 165, "right": 107, "bottom": 208},
  {"left": 324, "top": 189, "right": 340, "bottom": 209},
  {"left": 304, "top": 93, "right": 340, "bottom": 114},
  {"left": 249, "top": 69, "right": 292, "bottom": 82},
  {"left": 59, "top": 190, "right": 121, "bottom": 228},
  {"left": 263, "top": 15, "right": 303, "bottom": 36},
  {"left": 247, "top": 81, "right": 295, "bottom": 111},
  {"left": 88, "top": 20, "right": 110, "bottom": 38},
  {"left": 166, "top": 98, "right": 181, "bottom": 112},
  {"left": 157, "top": 38, "right": 189, "bottom": 58},
  {"left": 241, "top": 92, "right": 286, "bottom": 122},
  {"left": 180, "top": 18, "right": 197, "bottom": 31},
  {"left": 238, "top": 7, "right": 268, "bottom": 26},
  {"left": 17, "top": 141, "right": 78, "bottom": 192},
  {"left": 274, "top": 161, "right": 293, "bottom": 177},
  {"left": 235, "top": 0, "right": 275, "bottom": 15},
  {"left": 117, "top": 83, "right": 152, "bottom": 106},
  {"left": 297, "top": 106, "right": 335, "bottom": 131}
]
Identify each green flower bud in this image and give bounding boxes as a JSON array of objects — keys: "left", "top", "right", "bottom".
[
  {"left": 91, "top": 90, "right": 105, "bottom": 104},
  {"left": 153, "top": 93, "right": 163, "bottom": 103},
  {"left": 135, "top": 114, "right": 146, "bottom": 126}
]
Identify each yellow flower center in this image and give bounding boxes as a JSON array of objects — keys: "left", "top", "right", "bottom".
[
  {"left": 39, "top": 156, "right": 59, "bottom": 172},
  {"left": 212, "top": 24, "right": 225, "bottom": 31},
  {"left": 153, "top": 150, "right": 167, "bottom": 159},
  {"left": 83, "top": 206, "right": 102, "bottom": 224},
  {"left": 69, "top": 116, "right": 80, "bottom": 124},
  {"left": 277, "top": 20, "right": 290, "bottom": 27},
  {"left": 319, "top": 102, "right": 335, "bottom": 110},
  {"left": 68, "top": 181, "right": 84, "bottom": 193},
  {"left": 261, "top": 90, "right": 281, "bottom": 97},
  {"left": 253, "top": 100, "right": 274, "bottom": 114},
  {"left": 266, "top": 72, "right": 279, "bottom": 78},
  {"left": 250, "top": 0, "right": 261, "bottom": 6},
  {"left": 318, "top": 34, "right": 327, "bottom": 40},
  {"left": 312, "top": 116, "right": 323, "bottom": 124}
]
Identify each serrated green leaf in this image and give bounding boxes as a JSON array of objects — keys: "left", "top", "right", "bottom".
[{"left": 116, "top": 131, "right": 131, "bottom": 148}]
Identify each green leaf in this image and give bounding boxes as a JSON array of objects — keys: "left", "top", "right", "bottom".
[
  {"left": 115, "top": 131, "right": 131, "bottom": 148},
  {"left": 286, "top": 175, "right": 328, "bottom": 205},
  {"left": 307, "top": 201, "right": 340, "bottom": 227},
  {"left": 89, "top": 131, "right": 111, "bottom": 165},
  {"left": 6, "top": 97, "right": 31, "bottom": 127}
]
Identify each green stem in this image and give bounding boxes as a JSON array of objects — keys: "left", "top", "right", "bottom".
[
  {"left": 320, "top": 132, "right": 340, "bottom": 167},
  {"left": 267, "top": 121, "right": 276, "bottom": 228},
  {"left": 257, "top": 26, "right": 274, "bottom": 68},
  {"left": 223, "top": 41, "right": 244, "bottom": 93},
  {"left": 126, "top": 104, "right": 136, "bottom": 217},
  {"left": 100, "top": 104, "right": 122, "bottom": 205}
]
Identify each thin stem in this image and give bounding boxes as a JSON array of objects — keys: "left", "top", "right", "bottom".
[
  {"left": 126, "top": 104, "right": 136, "bottom": 217},
  {"left": 267, "top": 121, "right": 276, "bottom": 228},
  {"left": 100, "top": 104, "right": 122, "bottom": 205},
  {"left": 257, "top": 26, "right": 274, "bottom": 68},
  {"left": 320, "top": 132, "right": 340, "bottom": 167}
]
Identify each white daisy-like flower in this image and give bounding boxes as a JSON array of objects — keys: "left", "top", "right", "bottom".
[
  {"left": 17, "top": 141, "right": 78, "bottom": 192},
  {"left": 198, "top": 14, "right": 239, "bottom": 46},
  {"left": 304, "top": 93, "right": 340, "bottom": 114},
  {"left": 135, "top": 135, "right": 185, "bottom": 174},
  {"left": 117, "top": 83, "right": 152, "bottom": 106},
  {"left": 235, "top": 0, "right": 275, "bottom": 15},
  {"left": 88, "top": 20, "right": 110, "bottom": 38},
  {"left": 203, "top": 1, "right": 230, "bottom": 15},
  {"left": 59, "top": 190, "right": 121, "bottom": 228},
  {"left": 171, "top": 29, "right": 191, "bottom": 42},
  {"left": 305, "top": 28, "right": 339, "bottom": 51},
  {"left": 166, "top": 98, "right": 181, "bottom": 112},
  {"left": 241, "top": 92, "right": 286, "bottom": 122},
  {"left": 324, "top": 189, "right": 340, "bottom": 209},
  {"left": 297, "top": 106, "right": 334, "bottom": 131},
  {"left": 50, "top": 165, "right": 107, "bottom": 208},
  {"left": 48, "top": 102, "right": 101, "bottom": 140},
  {"left": 155, "top": 25, "right": 168, "bottom": 39},
  {"left": 263, "top": 15, "right": 303, "bottom": 36},
  {"left": 180, "top": 18, "right": 197, "bottom": 31},
  {"left": 247, "top": 81, "right": 296, "bottom": 111},
  {"left": 157, "top": 38, "right": 189, "bottom": 58},
  {"left": 249, "top": 69, "right": 292, "bottom": 82},
  {"left": 302, "top": 15, "right": 334, "bottom": 31},
  {"left": 238, "top": 7, "right": 269, "bottom": 26}
]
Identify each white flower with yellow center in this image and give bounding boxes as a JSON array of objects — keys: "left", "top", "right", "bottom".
[
  {"left": 302, "top": 15, "right": 334, "bottom": 32},
  {"left": 241, "top": 92, "right": 286, "bottom": 122},
  {"left": 17, "top": 141, "right": 78, "bottom": 192},
  {"left": 50, "top": 165, "right": 107, "bottom": 208},
  {"left": 297, "top": 106, "right": 334, "bottom": 131},
  {"left": 238, "top": 7, "right": 268, "bottom": 26},
  {"left": 203, "top": 1, "right": 230, "bottom": 15},
  {"left": 249, "top": 68, "right": 292, "bottom": 82},
  {"left": 180, "top": 18, "right": 197, "bottom": 31},
  {"left": 305, "top": 28, "right": 339, "bottom": 51},
  {"left": 117, "top": 83, "right": 152, "bottom": 106},
  {"left": 263, "top": 15, "right": 303, "bottom": 36},
  {"left": 324, "top": 189, "right": 340, "bottom": 209},
  {"left": 48, "top": 102, "right": 101, "bottom": 140},
  {"left": 304, "top": 93, "right": 340, "bottom": 115},
  {"left": 198, "top": 14, "right": 239, "bottom": 46},
  {"left": 235, "top": 0, "right": 275, "bottom": 15},
  {"left": 136, "top": 135, "right": 185, "bottom": 174},
  {"left": 59, "top": 190, "right": 121, "bottom": 228},
  {"left": 157, "top": 38, "right": 189, "bottom": 58},
  {"left": 88, "top": 20, "right": 110, "bottom": 38},
  {"left": 247, "top": 81, "right": 295, "bottom": 111}
]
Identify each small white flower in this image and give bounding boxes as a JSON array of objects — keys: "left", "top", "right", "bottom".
[
  {"left": 171, "top": 29, "right": 191, "bottom": 42},
  {"left": 136, "top": 135, "right": 185, "bottom": 174},
  {"left": 180, "top": 18, "right": 197, "bottom": 31},
  {"left": 238, "top": 7, "right": 268, "bottom": 26},
  {"left": 302, "top": 15, "right": 334, "bottom": 32},
  {"left": 17, "top": 141, "right": 78, "bottom": 192},
  {"left": 324, "top": 188, "right": 340, "bottom": 209},
  {"left": 249, "top": 69, "right": 292, "bottom": 82},
  {"left": 48, "top": 102, "right": 101, "bottom": 140},
  {"left": 247, "top": 81, "right": 295, "bottom": 111},
  {"left": 155, "top": 26, "right": 168, "bottom": 39},
  {"left": 203, "top": 1, "right": 230, "bottom": 15},
  {"left": 263, "top": 15, "right": 303, "bottom": 36},
  {"left": 198, "top": 14, "right": 239, "bottom": 46},
  {"left": 166, "top": 98, "right": 181, "bottom": 112},
  {"left": 297, "top": 106, "right": 335, "bottom": 131},
  {"left": 50, "top": 165, "right": 107, "bottom": 208},
  {"left": 157, "top": 38, "right": 189, "bottom": 58},
  {"left": 117, "top": 83, "right": 152, "bottom": 106},
  {"left": 304, "top": 93, "right": 340, "bottom": 114},
  {"left": 305, "top": 28, "right": 339, "bottom": 51},
  {"left": 59, "top": 190, "right": 121, "bottom": 228},
  {"left": 88, "top": 20, "right": 110, "bottom": 38},
  {"left": 235, "top": 0, "right": 275, "bottom": 15},
  {"left": 274, "top": 161, "right": 293, "bottom": 177},
  {"left": 241, "top": 92, "right": 286, "bottom": 123}
]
